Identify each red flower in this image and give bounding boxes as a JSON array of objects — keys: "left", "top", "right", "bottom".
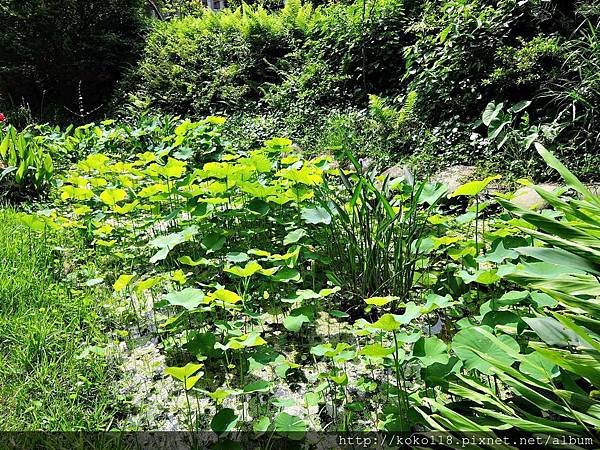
[{"left": 0, "top": 113, "right": 5, "bottom": 122}]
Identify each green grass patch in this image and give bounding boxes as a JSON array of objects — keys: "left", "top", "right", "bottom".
[{"left": 0, "top": 209, "right": 119, "bottom": 430}]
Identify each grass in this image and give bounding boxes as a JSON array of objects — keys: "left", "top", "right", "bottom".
[{"left": 0, "top": 209, "right": 119, "bottom": 430}]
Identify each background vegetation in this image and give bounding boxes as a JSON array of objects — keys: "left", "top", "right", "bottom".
[
  {"left": 118, "top": 0, "right": 599, "bottom": 179},
  {"left": 0, "top": 0, "right": 146, "bottom": 126},
  {"left": 1, "top": 0, "right": 600, "bottom": 442}
]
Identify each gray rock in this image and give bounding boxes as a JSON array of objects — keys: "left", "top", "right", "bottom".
[
  {"left": 432, "top": 165, "right": 476, "bottom": 196},
  {"left": 511, "top": 183, "right": 558, "bottom": 210}
]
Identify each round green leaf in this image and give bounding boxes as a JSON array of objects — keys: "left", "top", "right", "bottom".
[{"left": 211, "top": 408, "right": 238, "bottom": 434}]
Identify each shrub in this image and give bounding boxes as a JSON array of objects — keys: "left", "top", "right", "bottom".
[
  {"left": 267, "top": 0, "right": 412, "bottom": 109},
  {"left": 121, "top": 0, "right": 316, "bottom": 116},
  {"left": 0, "top": 125, "right": 54, "bottom": 201}
]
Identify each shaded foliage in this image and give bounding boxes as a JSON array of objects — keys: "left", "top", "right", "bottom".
[{"left": 0, "top": 0, "right": 147, "bottom": 125}]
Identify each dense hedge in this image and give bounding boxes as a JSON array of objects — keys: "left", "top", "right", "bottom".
[
  {"left": 121, "top": 2, "right": 315, "bottom": 115},
  {"left": 121, "top": 0, "right": 413, "bottom": 116}
]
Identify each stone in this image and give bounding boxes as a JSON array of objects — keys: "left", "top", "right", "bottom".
[
  {"left": 432, "top": 165, "right": 477, "bottom": 195},
  {"left": 511, "top": 183, "right": 558, "bottom": 210}
]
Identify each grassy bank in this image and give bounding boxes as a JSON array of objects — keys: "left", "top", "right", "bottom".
[{"left": 0, "top": 209, "right": 118, "bottom": 430}]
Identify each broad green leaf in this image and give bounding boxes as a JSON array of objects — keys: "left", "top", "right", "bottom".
[
  {"left": 164, "top": 287, "right": 205, "bottom": 310},
  {"left": 395, "top": 302, "right": 422, "bottom": 325},
  {"left": 221, "top": 332, "right": 267, "bottom": 350},
  {"left": 449, "top": 175, "right": 501, "bottom": 198},
  {"left": 202, "top": 233, "right": 226, "bottom": 253},
  {"left": 207, "top": 389, "right": 238, "bottom": 405},
  {"left": 493, "top": 290, "right": 529, "bottom": 308},
  {"left": 523, "top": 317, "right": 585, "bottom": 348},
  {"left": 171, "top": 269, "right": 189, "bottom": 285},
  {"left": 113, "top": 274, "right": 134, "bottom": 292},
  {"left": 211, "top": 289, "right": 242, "bottom": 304},
  {"left": 459, "top": 269, "right": 500, "bottom": 285},
  {"left": 301, "top": 206, "right": 332, "bottom": 225},
  {"left": 364, "top": 296, "right": 398, "bottom": 307},
  {"left": 271, "top": 267, "right": 301, "bottom": 282},
  {"left": 412, "top": 336, "right": 449, "bottom": 366},
  {"left": 274, "top": 412, "right": 306, "bottom": 438},
  {"left": 530, "top": 291, "right": 557, "bottom": 308},
  {"left": 519, "top": 352, "right": 559, "bottom": 382},
  {"left": 253, "top": 416, "right": 271, "bottom": 433},
  {"left": 283, "top": 314, "right": 310, "bottom": 332},
  {"left": 515, "top": 247, "right": 600, "bottom": 276},
  {"left": 165, "top": 362, "right": 203, "bottom": 382},
  {"left": 159, "top": 157, "right": 187, "bottom": 178},
  {"left": 99, "top": 188, "right": 127, "bottom": 205},
  {"left": 184, "top": 374, "right": 202, "bottom": 390},
  {"left": 243, "top": 380, "right": 271, "bottom": 394},
  {"left": 225, "top": 261, "right": 263, "bottom": 278},
  {"left": 211, "top": 408, "right": 238, "bottom": 434},
  {"left": 225, "top": 252, "right": 249, "bottom": 263},
  {"left": 532, "top": 344, "right": 600, "bottom": 389},
  {"left": 482, "top": 102, "right": 504, "bottom": 126},
  {"left": 277, "top": 166, "right": 323, "bottom": 185},
  {"left": 453, "top": 326, "right": 520, "bottom": 374},
  {"left": 421, "top": 293, "right": 454, "bottom": 314},
  {"left": 509, "top": 100, "right": 531, "bottom": 114},
  {"left": 179, "top": 255, "right": 213, "bottom": 266},
  {"left": 283, "top": 229, "right": 307, "bottom": 245},
  {"left": 359, "top": 343, "right": 395, "bottom": 358},
  {"left": 535, "top": 143, "right": 598, "bottom": 204},
  {"left": 246, "top": 198, "right": 270, "bottom": 215},
  {"left": 310, "top": 343, "right": 352, "bottom": 357},
  {"left": 371, "top": 314, "right": 401, "bottom": 331},
  {"left": 480, "top": 242, "right": 518, "bottom": 264}
]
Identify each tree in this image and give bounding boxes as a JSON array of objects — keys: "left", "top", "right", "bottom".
[{"left": 0, "top": 0, "right": 147, "bottom": 123}]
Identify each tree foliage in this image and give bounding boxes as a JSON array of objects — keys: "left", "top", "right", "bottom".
[{"left": 0, "top": 0, "right": 146, "bottom": 124}]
